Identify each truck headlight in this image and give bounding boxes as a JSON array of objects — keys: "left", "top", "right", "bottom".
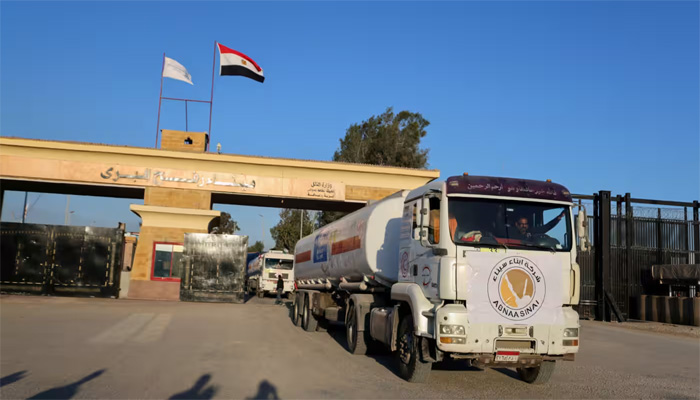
[
  {"left": 440, "top": 324, "right": 465, "bottom": 336},
  {"left": 563, "top": 328, "right": 579, "bottom": 338}
]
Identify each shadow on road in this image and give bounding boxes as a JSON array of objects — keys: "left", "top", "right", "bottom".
[
  {"left": 170, "top": 374, "right": 219, "bottom": 399},
  {"left": 246, "top": 379, "right": 281, "bottom": 400},
  {"left": 0, "top": 370, "right": 27, "bottom": 388},
  {"left": 284, "top": 301, "right": 295, "bottom": 323},
  {"left": 27, "top": 369, "right": 106, "bottom": 400},
  {"left": 493, "top": 367, "right": 521, "bottom": 381}
]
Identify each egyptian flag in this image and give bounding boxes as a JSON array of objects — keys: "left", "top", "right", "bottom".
[{"left": 217, "top": 43, "right": 265, "bottom": 83}]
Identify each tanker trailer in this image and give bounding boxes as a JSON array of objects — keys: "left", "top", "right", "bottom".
[{"left": 292, "top": 175, "right": 586, "bottom": 384}]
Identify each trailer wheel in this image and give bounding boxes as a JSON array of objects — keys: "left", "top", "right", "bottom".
[
  {"left": 302, "top": 293, "right": 318, "bottom": 332},
  {"left": 292, "top": 293, "right": 302, "bottom": 327},
  {"left": 346, "top": 301, "right": 368, "bottom": 355},
  {"left": 397, "top": 313, "right": 432, "bottom": 383},
  {"left": 517, "top": 361, "right": 555, "bottom": 384}
]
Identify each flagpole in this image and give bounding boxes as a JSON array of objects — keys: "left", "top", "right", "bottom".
[
  {"left": 155, "top": 52, "right": 165, "bottom": 148},
  {"left": 207, "top": 41, "right": 217, "bottom": 152}
]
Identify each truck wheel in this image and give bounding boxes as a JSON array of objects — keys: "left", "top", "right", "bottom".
[
  {"left": 257, "top": 290, "right": 264, "bottom": 298},
  {"left": 517, "top": 361, "right": 555, "bottom": 384},
  {"left": 346, "top": 301, "right": 367, "bottom": 355},
  {"left": 302, "top": 294, "right": 318, "bottom": 332},
  {"left": 397, "top": 313, "right": 432, "bottom": 383},
  {"left": 292, "top": 293, "right": 302, "bottom": 327}
]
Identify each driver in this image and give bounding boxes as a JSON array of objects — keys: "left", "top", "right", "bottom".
[{"left": 513, "top": 212, "right": 565, "bottom": 240}]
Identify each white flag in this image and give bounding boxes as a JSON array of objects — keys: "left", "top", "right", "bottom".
[{"left": 162, "top": 56, "right": 193, "bottom": 85}]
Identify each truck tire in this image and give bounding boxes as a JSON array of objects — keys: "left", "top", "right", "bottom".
[
  {"left": 517, "top": 361, "right": 555, "bottom": 384},
  {"left": 346, "top": 301, "right": 368, "bottom": 355},
  {"left": 292, "top": 293, "right": 302, "bottom": 327},
  {"left": 302, "top": 293, "right": 318, "bottom": 332},
  {"left": 397, "top": 313, "right": 432, "bottom": 383},
  {"left": 257, "top": 289, "right": 264, "bottom": 298}
]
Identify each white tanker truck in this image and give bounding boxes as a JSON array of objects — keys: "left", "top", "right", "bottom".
[
  {"left": 246, "top": 250, "right": 295, "bottom": 298},
  {"left": 292, "top": 175, "right": 586, "bottom": 383}
]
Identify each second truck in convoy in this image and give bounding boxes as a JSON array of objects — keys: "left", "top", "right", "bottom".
[
  {"left": 292, "top": 174, "right": 586, "bottom": 384},
  {"left": 246, "top": 250, "right": 295, "bottom": 298}
]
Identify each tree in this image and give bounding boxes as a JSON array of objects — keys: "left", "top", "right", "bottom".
[
  {"left": 269, "top": 209, "right": 315, "bottom": 252},
  {"left": 209, "top": 212, "right": 240, "bottom": 234},
  {"left": 333, "top": 107, "right": 430, "bottom": 168},
  {"left": 248, "top": 240, "right": 265, "bottom": 253},
  {"left": 318, "top": 107, "right": 431, "bottom": 227}
]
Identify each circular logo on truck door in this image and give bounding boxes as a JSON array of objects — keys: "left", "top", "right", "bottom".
[{"left": 487, "top": 256, "right": 546, "bottom": 321}]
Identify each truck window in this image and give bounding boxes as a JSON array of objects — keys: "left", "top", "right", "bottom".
[
  {"left": 448, "top": 197, "right": 571, "bottom": 251},
  {"left": 427, "top": 197, "right": 440, "bottom": 244},
  {"left": 412, "top": 203, "right": 418, "bottom": 239},
  {"left": 264, "top": 258, "right": 294, "bottom": 270}
]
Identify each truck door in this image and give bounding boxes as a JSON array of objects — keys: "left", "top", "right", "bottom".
[{"left": 411, "top": 194, "right": 441, "bottom": 298}]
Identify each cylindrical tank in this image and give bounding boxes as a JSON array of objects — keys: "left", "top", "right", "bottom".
[
  {"left": 247, "top": 254, "right": 263, "bottom": 278},
  {"left": 294, "top": 190, "right": 408, "bottom": 286}
]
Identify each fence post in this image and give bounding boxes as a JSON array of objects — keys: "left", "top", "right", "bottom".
[
  {"left": 595, "top": 191, "right": 612, "bottom": 321},
  {"left": 624, "top": 193, "right": 633, "bottom": 318},
  {"left": 657, "top": 208, "right": 663, "bottom": 266},
  {"left": 694, "top": 201, "right": 699, "bottom": 265}
]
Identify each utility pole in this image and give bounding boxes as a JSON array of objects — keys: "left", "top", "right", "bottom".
[
  {"left": 21, "top": 192, "right": 28, "bottom": 223},
  {"left": 64, "top": 195, "right": 71, "bottom": 225},
  {"left": 299, "top": 209, "right": 304, "bottom": 240},
  {"left": 258, "top": 214, "right": 265, "bottom": 245}
]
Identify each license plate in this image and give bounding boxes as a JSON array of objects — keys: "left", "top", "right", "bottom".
[{"left": 495, "top": 351, "right": 519, "bottom": 362}]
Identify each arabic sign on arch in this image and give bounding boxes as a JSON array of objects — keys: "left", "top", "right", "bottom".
[{"left": 0, "top": 155, "right": 345, "bottom": 201}]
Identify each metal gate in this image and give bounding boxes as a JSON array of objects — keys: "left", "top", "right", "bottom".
[
  {"left": 0, "top": 222, "right": 124, "bottom": 297},
  {"left": 179, "top": 233, "right": 248, "bottom": 303},
  {"left": 574, "top": 193, "right": 699, "bottom": 321}
]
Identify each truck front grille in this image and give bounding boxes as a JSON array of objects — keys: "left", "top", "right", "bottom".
[{"left": 495, "top": 340, "right": 536, "bottom": 352}]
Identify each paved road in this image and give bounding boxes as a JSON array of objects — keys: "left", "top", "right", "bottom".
[{"left": 1, "top": 295, "right": 698, "bottom": 399}]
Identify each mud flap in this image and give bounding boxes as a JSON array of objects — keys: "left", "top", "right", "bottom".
[{"left": 419, "top": 336, "right": 441, "bottom": 363}]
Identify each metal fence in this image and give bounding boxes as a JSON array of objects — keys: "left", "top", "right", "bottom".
[
  {"left": 574, "top": 193, "right": 699, "bottom": 321},
  {"left": 0, "top": 222, "right": 124, "bottom": 297}
]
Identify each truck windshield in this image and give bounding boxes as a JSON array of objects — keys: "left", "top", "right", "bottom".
[
  {"left": 264, "top": 258, "right": 294, "bottom": 270},
  {"left": 447, "top": 198, "right": 572, "bottom": 252}
]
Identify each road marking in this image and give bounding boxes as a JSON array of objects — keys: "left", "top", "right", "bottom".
[
  {"left": 133, "top": 313, "right": 173, "bottom": 343},
  {"left": 90, "top": 313, "right": 155, "bottom": 344}
]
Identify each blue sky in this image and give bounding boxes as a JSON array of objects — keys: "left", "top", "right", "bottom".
[{"left": 1, "top": 1, "right": 698, "bottom": 249}]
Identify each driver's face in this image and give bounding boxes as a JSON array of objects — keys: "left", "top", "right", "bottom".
[{"left": 516, "top": 218, "right": 529, "bottom": 235}]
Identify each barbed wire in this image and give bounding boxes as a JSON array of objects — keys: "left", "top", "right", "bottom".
[
  {"left": 572, "top": 200, "right": 690, "bottom": 221},
  {"left": 632, "top": 206, "right": 688, "bottom": 221}
]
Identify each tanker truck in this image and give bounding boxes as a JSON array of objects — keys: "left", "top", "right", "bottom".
[
  {"left": 246, "top": 250, "right": 295, "bottom": 298},
  {"left": 292, "top": 174, "right": 586, "bottom": 383}
]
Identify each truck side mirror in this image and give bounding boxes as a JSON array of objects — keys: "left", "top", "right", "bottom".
[{"left": 576, "top": 208, "right": 589, "bottom": 252}]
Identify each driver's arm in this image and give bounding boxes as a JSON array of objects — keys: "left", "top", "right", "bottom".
[{"left": 532, "top": 211, "right": 565, "bottom": 234}]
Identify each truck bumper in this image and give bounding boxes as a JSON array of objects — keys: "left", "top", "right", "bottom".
[
  {"left": 434, "top": 304, "right": 580, "bottom": 360},
  {"left": 260, "top": 280, "right": 294, "bottom": 293}
]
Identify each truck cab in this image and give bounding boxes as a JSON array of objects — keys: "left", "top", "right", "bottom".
[
  {"left": 246, "top": 250, "right": 295, "bottom": 298},
  {"left": 392, "top": 175, "right": 581, "bottom": 382}
]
